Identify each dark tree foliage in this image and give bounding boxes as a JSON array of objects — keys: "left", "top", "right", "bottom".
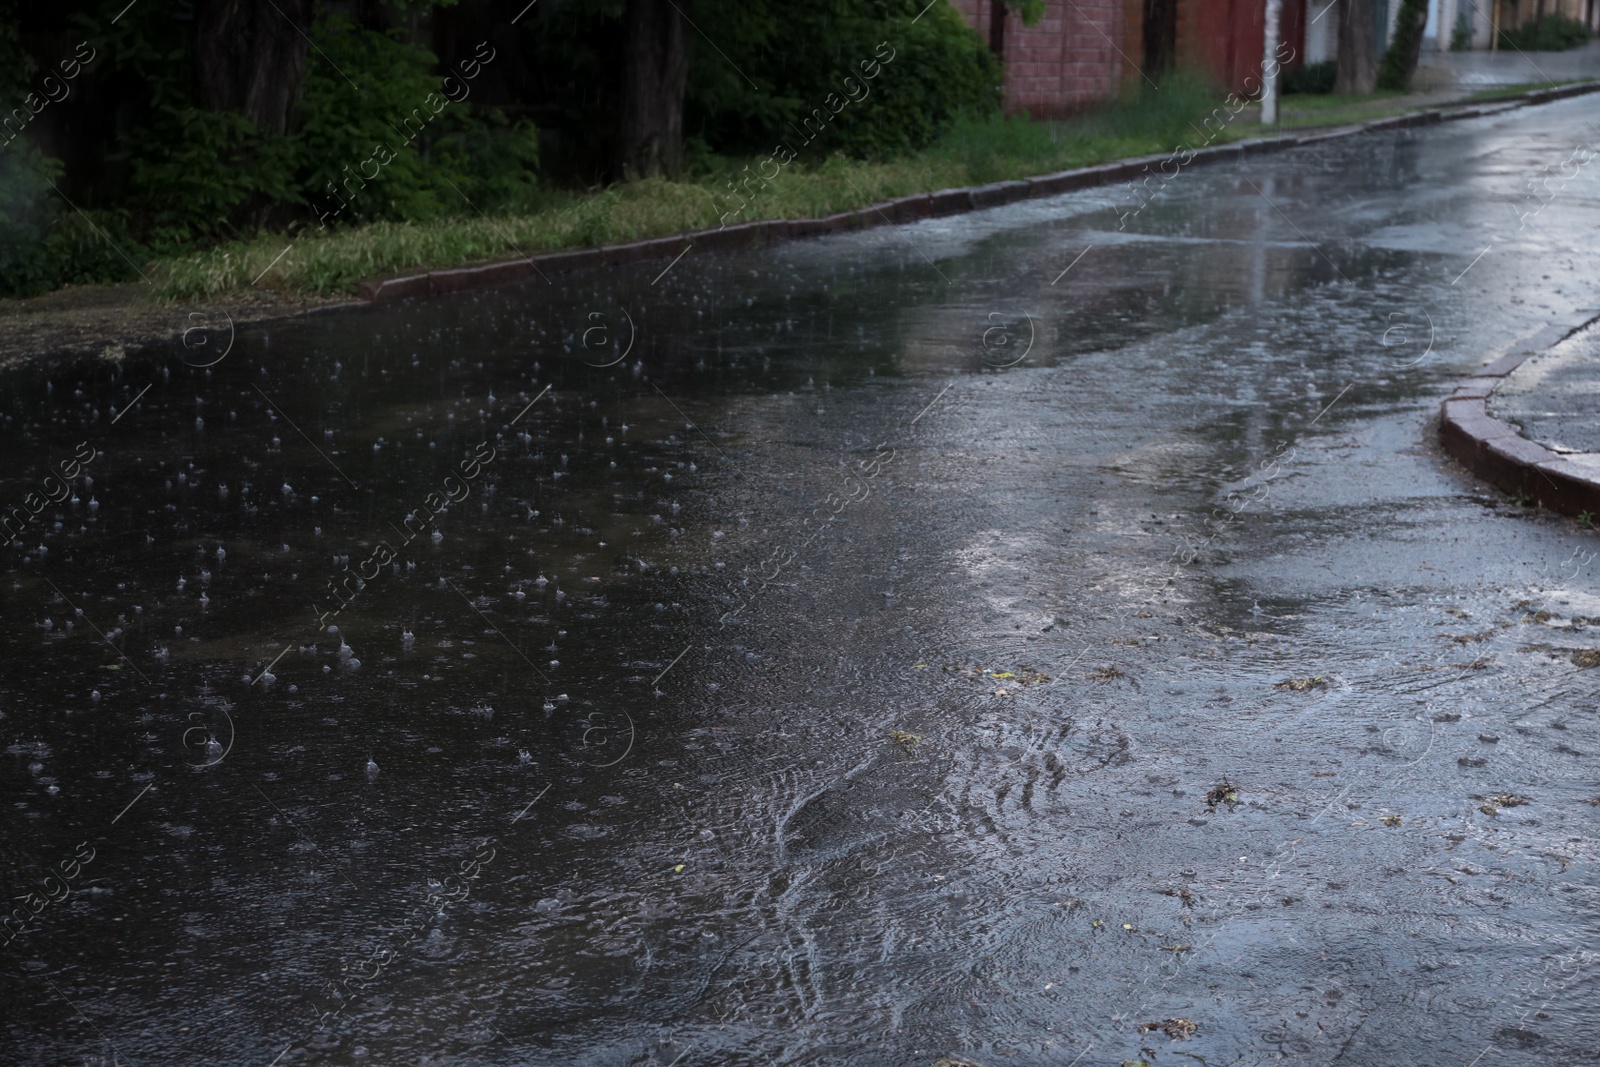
[
  {"left": 1376, "top": 0, "right": 1429, "bottom": 90},
  {"left": 529, "top": 0, "right": 998, "bottom": 178},
  {"left": 683, "top": 0, "right": 1000, "bottom": 160},
  {"left": 191, "top": 0, "right": 311, "bottom": 134},
  {"left": 0, "top": 0, "right": 999, "bottom": 294}
]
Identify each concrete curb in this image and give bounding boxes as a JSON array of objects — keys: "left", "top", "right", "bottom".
[
  {"left": 1439, "top": 319, "right": 1600, "bottom": 518},
  {"left": 356, "top": 79, "right": 1600, "bottom": 303}
]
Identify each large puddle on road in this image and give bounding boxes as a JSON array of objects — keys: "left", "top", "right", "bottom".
[{"left": 4, "top": 101, "right": 1598, "bottom": 1066}]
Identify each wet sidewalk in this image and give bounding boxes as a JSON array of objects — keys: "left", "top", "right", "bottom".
[
  {"left": 1417, "top": 37, "right": 1600, "bottom": 91},
  {"left": 1441, "top": 317, "right": 1600, "bottom": 517},
  {"left": 1495, "top": 323, "right": 1600, "bottom": 455}
]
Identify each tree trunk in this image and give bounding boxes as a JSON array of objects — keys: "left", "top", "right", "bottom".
[
  {"left": 616, "top": 0, "right": 690, "bottom": 181},
  {"left": 989, "top": 0, "right": 1008, "bottom": 60},
  {"left": 1335, "top": 0, "right": 1378, "bottom": 93},
  {"left": 191, "top": 0, "right": 310, "bottom": 134}
]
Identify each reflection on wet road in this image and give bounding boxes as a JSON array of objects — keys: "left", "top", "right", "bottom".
[{"left": 2, "top": 99, "right": 1598, "bottom": 1067}]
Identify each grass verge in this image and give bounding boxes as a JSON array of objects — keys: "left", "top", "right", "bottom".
[{"left": 145, "top": 74, "right": 1593, "bottom": 302}]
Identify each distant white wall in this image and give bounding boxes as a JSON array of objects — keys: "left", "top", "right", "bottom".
[
  {"left": 1429, "top": 0, "right": 1461, "bottom": 49},
  {"left": 1306, "top": 0, "right": 1340, "bottom": 62}
]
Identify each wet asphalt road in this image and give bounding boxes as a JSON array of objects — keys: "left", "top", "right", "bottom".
[{"left": 2, "top": 98, "right": 1600, "bottom": 1067}]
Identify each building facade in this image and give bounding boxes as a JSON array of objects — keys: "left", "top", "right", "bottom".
[
  {"left": 947, "top": 0, "right": 1141, "bottom": 114},
  {"left": 947, "top": 0, "right": 1596, "bottom": 116},
  {"left": 947, "top": 0, "right": 1309, "bottom": 113}
]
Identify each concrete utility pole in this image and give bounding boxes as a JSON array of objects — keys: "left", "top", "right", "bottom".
[{"left": 1262, "top": 0, "right": 1283, "bottom": 123}]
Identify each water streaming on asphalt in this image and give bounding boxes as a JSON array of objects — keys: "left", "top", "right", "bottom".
[{"left": 2, "top": 99, "right": 1598, "bottom": 1066}]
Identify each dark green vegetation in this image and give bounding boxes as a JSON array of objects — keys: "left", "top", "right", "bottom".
[
  {"left": 1283, "top": 60, "right": 1337, "bottom": 95},
  {"left": 1498, "top": 14, "right": 1593, "bottom": 51},
  {"left": 1377, "top": 0, "right": 1431, "bottom": 90},
  {"left": 1, "top": 0, "right": 1003, "bottom": 299},
  {"left": 5, "top": 0, "right": 1586, "bottom": 304},
  {"left": 152, "top": 74, "right": 1237, "bottom": 300}
]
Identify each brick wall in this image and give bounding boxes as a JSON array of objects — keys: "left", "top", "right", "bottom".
[{"left": 949, "top": 0, "right": 1132, "bottom": 115}]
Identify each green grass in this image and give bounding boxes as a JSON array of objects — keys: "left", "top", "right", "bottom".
[
  {"left": 1271, "top": 90, "right": 1415, "bottom": 129},
  {"left": 1465, "top": 78, "right": 1591, "bottom": 101}
]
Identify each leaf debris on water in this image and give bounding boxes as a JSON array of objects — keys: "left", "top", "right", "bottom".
[
  {"left": 1204, "top": 780, "right": 1241, "bottom": 811},
  {"left": 946, "top": 664, "right": 1051, "bottom": 685},
  {"left": 1139, "top": 1017, "right": 1199, "bottom": 1039},
  {"left": 1473, "top": 792, "right": 1529, "bottom": 811},
  {"left": 889, "top": 729, "right": 922, "bottom": 750},
  {"left": 1273, "top": 675, "right": 1326, "bottom": 691}
]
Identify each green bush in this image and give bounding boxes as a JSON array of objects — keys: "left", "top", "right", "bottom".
[
  {"left": 134, "top": 16, "right": 541, "bottom": 235},
  {"left": 1377, "top": 0, "right": 1430, "bottom": 90},
  {"left": 294, "top": 16, "right": 467, "bottom": 226},
  {"left": 838, "top": 4, "right": 1002, "bottom": 157},
  {"left": 685, "top": 0, "right": 1001, "bottom": 162},
  {"left": 1450, "top": 12, "right": 1473, "bottom": 50},
  {"left": 1499, "top": 14, "right": 1592, "bottom": 50},
  {"left": 129, "top": 107, "right": 299, "bottom": 244},
  {"left": 0, "top": 17, "right": 145, "bottom": 298},
  {"left": 1, "top": 142, "right": 122, "bottom": 299},
  {"left": 1283, "top": 60, "right": 1337, "bottom": 94},
  {"left": 26, "top": 11, "right": 542, "bottom": 288}
]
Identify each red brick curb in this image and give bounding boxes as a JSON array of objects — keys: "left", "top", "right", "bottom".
[
  {"left": 356, "top": 80, "right": 1600, "bottom": 303},
  {"left": 1438, "top": 320, "right": 1600, "bottom": 518}
]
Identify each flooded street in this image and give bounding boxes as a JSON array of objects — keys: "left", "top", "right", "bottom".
[{"left": 4, "top": 97, "right": 1599, "bottom": 1067}]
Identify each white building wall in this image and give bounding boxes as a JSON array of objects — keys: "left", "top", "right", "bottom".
[{"left": 1305, "top": 0, "right": 1340, "bottom": 61}]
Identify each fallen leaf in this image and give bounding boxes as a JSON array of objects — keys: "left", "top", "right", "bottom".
[
  {"left": 1273, "top": 675, "right": 1326, "bottom": 691},
  {"left": 1139, "top": 1017, "right": 1199, "bottom": 1039}
]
